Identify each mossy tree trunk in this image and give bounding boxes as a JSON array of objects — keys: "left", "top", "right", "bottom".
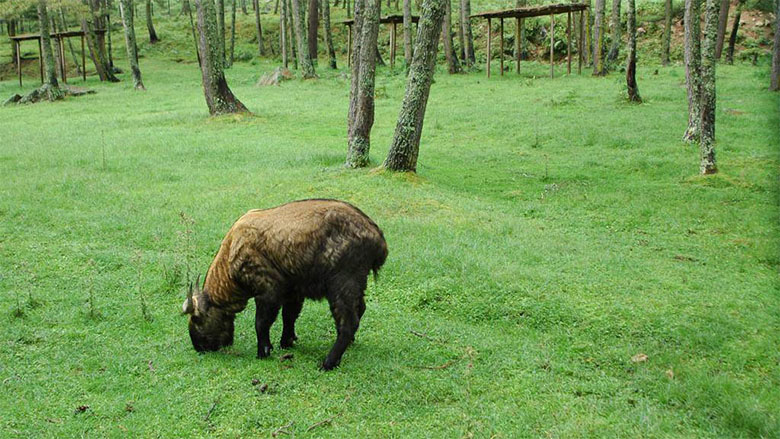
[
  {"left": 119, "top": 0, "right": 146, "bottom": 90},
  {"left": 83, "top": 0, "right": 120, "bottom": 82},
  {"left": 383, "top": 0, "right": 445, "bottom": 172},
  {"left": 307, "top": 0, "right": 319, "bottom": 64},
  {"left": 456, "top": 0, "right": 465, "bottom": 60},
  {"left": 323, "top": 0, "right": 338, "bottom": 68},
  {"left": 626, "top": 0, "right": 640, "bottom": 102},
  {"left": 725, "top": 0, "right": 742, "bottom": 65},
  {"left": 37, "top": 0, "right": 62, "bottom": 99},
  {"left": 194, "top": 0, "right": 249, "bottom": 115},
  {"left": 228, "top": 0, "right": 236, "bottom": 66},
  {"left": 217, "top": 0, "right": 227, "bottom": 64},
  {"left": 346, "top": 0, "right": 380, "bottom": 168},
  {"left": 592, "top": 0, "right": 606, "bottom": 75},
  {"left": 460, "top": 0, "right": 474, "bottom": 65},
  {"left": 291, "top": 0, "right": 317, "bottom": 77},
  {"left": 699, "top": 0, "right": 719, "bottom": 174},
  {"left": 253, "top": 0, "right": 264, "bottom": 55},
  {"left": 771, "top": 0, "right": 779, "bottom": 91},
  {"left": 683, "top": 0, "right": 702, "bottom": 142},
  {"left": 606, "top": 0, "right": 621, "bottom": 66},
  {"left": 662, "top": 0, "right": 671, "bottom": 65},
  {"left": 146, "top": 0, "right": 160, "bottom": 43},
  {"left": 714, "top": 0, "right": 729, "bottom": 59},
  {"left": 441, "top": 0, "right": 460, "bottom": 73}
]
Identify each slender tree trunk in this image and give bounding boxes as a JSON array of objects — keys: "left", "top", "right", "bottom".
[
  {"left": 683, "top": 0, "right": 702, "bottom": 142},
  {"left": 346, "top": 0, "right": 380, "bottom": 167},
  {"left": 592, "top": 0, "right": 606, "bottom": 75},
  {"left": 228, "top": 0, "right": 236, "bottom": 66},
  {"left": 9, "top": 20, "right": 17, "bottom": 68},
  {"left": 253, "top": 0, "right": 264, "bottom": 55},
  {"left": 181, "top": 0, "right": 192, "bottom": 16},
  {"left": 347, "top": 0, "right": 351, "bottom": 17},
  {"left": 280, "top": 0, "right": 288, "bottom": 65},
  {"left": 699, "top": 0, "right": 719, "bottom": 174},
  {"left": 194, "top": 0, "right": 249, "bottom": 114},
  {"left": 714, "top": 0, "right": 729, "bottom": 59},
  {"left": 308, "top": 0, "right": 319, "bottom": 64},
  {"left": 456, "top": 0, "right": 465, "bottom": 60},
  {"left": 606, "top": 0, "right": 621, "bottom": 65},
  {"left": 287, "top": 0, "right": 298, "bottom": 69},
  {"left": 323, "top": 0, "right": 337, "bottom": 68},
  {"left": 403, "top": 0, "right": 413, "bottom": 66},
  {"left": 514, "top": 0, "right": 526, "bottom": 62},
  {"left": 725, "top": 0, "right": 742, "bottom": 64},
  {"left": 291, "top": 0, "right": 317, "bottom": 77},
  {"left": 461, "top": 0, "right": 474, "bottom": 65},
  {"left": 58, "top": 11, "right": 83, "bottom": 76},
  {"left": 188, "top": 1, "right": 201, "bottom": 64},
  {"left": 662, "top": 0, "right": 672, "bottom": 65},
  {"left": 626, "top": 0, "right": 640, "bottom": 102},
  {"left": 441, "top": 0, "right": 461, "bottom": 73},
  {"left": 84, "top": 0, "right": 119, "bottom": 81},
  {"left": 242, "top": 0, "right": 248, "bottom": 14},
  {"left": 105, "top": 0, "right": 115, "bottom": 69},
  {"left": 37, "top": 0, "right": 64, "bottom": 100},
  {"left": 584, "top": 0, "right": 592, "bottom": 65},
  {"left": 275, "top": 0, "right": 280, "bottom": 14},
  {"left": 383, "top": 0, "right": 445, "bottom": 172},
  {"left": 119, "top": 0, "right": 146, "bottom": 89},
  {"left": 217, "top": 0, "right": 226, "bottom": 64},
  {"left": 146, "top": 0, "right": 160, "bottom": 43},
  {"left": 771, "top": 0, "right": 780, "bottom": 91}
]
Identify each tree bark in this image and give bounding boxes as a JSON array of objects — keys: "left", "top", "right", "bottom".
[
  {"left": 460, "top": 0, "right": 474, "bottom": 65},
  {"left": 606, "top": 0, "right": 621, "bottom": 65},
  {"left": 242, "top": 0, "right": 248, "bottom": 14},
  {"left": 181, "top": 0, "right": 192, "bottom": 16},
  {"left": 119, "top": 0, "right": 146, "bottom": 89},
  {"left": 771, "top": 0, "right": 780, "bottom": 91},
  {"left": 683, "top": 0, "right": 702, "bottom": 142},
  {"left": 456, "top": 0, "right": 465, "bottom": 60},
  {"left": 662, "top": 0, "right": 672, "bottom": 65},
  {"left": 725, "top": 0, "right": 742, "bottom": 64},
  {"left": 514, "top": 0, "right": 526, "bottom": 62},
  {"left": 217, "top": 0, "right": 227, "bottom": 64},
  {"left": 9, "top": 20, "right": 17, "bottom": 68},
  {"left": 228, "top": 0, "right": 236, "bottom": 66},
  {"left": 287, "top": 0, "right": 298, "bottom": 69},
  {"left": 308, "top": 0, "right": 319, "bottom": 64},
  {"left": 346, "top": 0, "right": 380, "bottom": 167},
  {"left": 383, "top": 0, "right": 445, "bottom": 172},
  {"left": 403, "top": 0, "right": 413, "bottom": 67},
  {"left": 441, "top": 0, "right": 461, "bottom": 73},
  {"left": 291, "top": 0, "right": 317, "bottom": 77},
  {"left": 592, "top": 0, "right": 606, "bottom": 75},
  {"left": 626, "top": 0, "right": 640, "bottom": 102},
  {"left": 83, "top": 0, "right": 119, "bottom": 82},
  {"left": 253, "top": 0, "right": 265, "bottom": 55},
  {"left": 147, "top": 0, "right": 160, "bottom": 43},
  {"left": 280, "top": 0, "right": 288, "bottom": 65},
  {"left": 323, "top": 0, "right": 337, "bottom": 68},
  {"left": 37, "top": 0, "right": 61, "bottom": 93},
  {"left": 194, "top": 0, "right": 249, "bottom": 115},
  {"left": 699, "top": 0, "right": 719, "bottom": 174},
  {"left": 714, "top": 0, "right": 729, "bottom": 59}
]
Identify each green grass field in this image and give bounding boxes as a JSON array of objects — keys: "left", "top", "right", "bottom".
[{"left": 1, "top": 10, "right": 780, "bottom": 437}]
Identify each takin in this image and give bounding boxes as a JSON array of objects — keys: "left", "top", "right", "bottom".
[{"left": 182, "top": 199, "right": 388, "bottom": 370}]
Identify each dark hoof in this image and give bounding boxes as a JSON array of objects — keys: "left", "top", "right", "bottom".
[
  {"left": 257, "top": 345, "right": 272, "bottom": 358},
  {"left": 320, "top": 358, "right": 339, "bottom": 371},
  {"left": 280, "top": 334, "right": 297, "bottom": 349}
]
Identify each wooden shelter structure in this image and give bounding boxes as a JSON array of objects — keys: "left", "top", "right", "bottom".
[
  {"left": 471, "top": 3, "right": 588, "bottom": 78},
  {"left": 9, "top": 29, "right": 103, "bottom": 87},
  {"left": 341, "top": 14, "right": 420, "bottom": 69}
]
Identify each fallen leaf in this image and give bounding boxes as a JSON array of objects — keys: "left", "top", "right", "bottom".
[
  {"left": 666, "top": 368, "right": 674, "bottom": 379},
  {"left": 631, "top": 353, "right": 648, "bottom": 363},
  {"left": 279, "top": 353, "right": 294, "bottom": 361}
]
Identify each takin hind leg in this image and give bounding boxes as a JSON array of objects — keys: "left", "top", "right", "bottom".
[
  {"left": 321, "top": 277, "right": 367, "bottom": 371},
  {"left": 255, "top": 298, "right": 281, "bottom": 358},
  {"left": 280, "top": 298, "right": 303, "bottom": 349}
]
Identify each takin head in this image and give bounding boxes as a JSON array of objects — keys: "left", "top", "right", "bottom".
[{"left": 182, "top": 279, "right": 235, "bottom": 353}]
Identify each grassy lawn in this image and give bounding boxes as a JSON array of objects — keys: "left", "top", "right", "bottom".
[{"left": 1, "top": 24, "right": 779, "bottom": 437}]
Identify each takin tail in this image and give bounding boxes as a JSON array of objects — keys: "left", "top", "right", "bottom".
[{"left": 371, "top": 236, "right": 388, "bottom": 282}]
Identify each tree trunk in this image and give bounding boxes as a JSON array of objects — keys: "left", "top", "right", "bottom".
[
  {"left": 217, "top": 0, "right": 227, "bottom": 64},
  {"left": 280, "top": 0, "right": 288, "bottom": 65},
  {"left": 291, "top": 0, "right": 317, "bottom": 77},
  {"left": 38, "top": 0, "right": 59, "bottom": 88},
  {"left": 514, "top": 0, "right": 526, "bottom": 62},
  {"left": 84, "top": 0, "right": 119, "bottom": 82},
  {"left": 9, "top": 20, "right": 17, "bottom": 68},
  {"left": 119, "top": 0, "right": 146, "bottom": 89},
  {"left": 592, "top": 0, "right": 606, "bottom": 75},
  {"left": 714, "top": 0, "right": 729, "bottom": 59},
  {"left": 105, "top": 0, "right": 114, "bottom": 69},
  {"left": 403, "top": 0, "right": 413, "bottom": 67},
  {"left": 194, "top": 0, "right": 249, "bottom": 115},
  {"left": 242, "top": 0, "right": 248, "bottom": 14},
  {"left": 460, "top": 0, "right": 474, "bottom": 65},
  {"left": 287, "top": 0, "right": 299, "bottom": 69},
  {"left": 725, "top": 0, "right": 742, "bottom": 65},
  {"left": 228, "top": 0, "right": 236, "bottom": 66},
  {"left": 254, "top": 0, "right": 264, "bottom": 55},
  {"left": 383, "top": 0, "right": 445, "bottom": 172},
  {"left": 181, "top": 0, "right": 192, "bottom": 16},
  {"left": 771, "top": 0, "right": 780, "bottom": 91},
  {"left": 346, "top": 0, "right": 380, "bottom": 167},
  {"left": 699, "top": 0, "right": 719, "bottom": 174},
  {"left": 441, "top": 0, "right": 461, "bottom": 73},
  {"left": 188, "top": 1, "right": 201, "bottom": 65},
  {"left": 456, "top": 0, "right": 465, "bottom": 60},
  {"left": 606, "top": 0, "right": 620, "bottom": 65},
  {"left": 662, "top": 0, "right": 671, "bottom": 65},
  {"left": 584, "top": 0, "right": 592, "bottom": 65},
  {"left": 308, "top": 0, "right": 319, "bottom": 64},
  {"left": 147, "top": 0, "right": 160, "bottom": 43},
  {"left": 323, "top": 0, "right": 337, "bottom": 68},
  {"left": 626, "top": 0, "right": 640, "bottom": 102},
  {"left": 683, "top": 0, "right": 702, "bottom": 142}
]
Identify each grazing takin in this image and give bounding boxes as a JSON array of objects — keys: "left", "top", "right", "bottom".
[{"left": 182, "top": 199, "right": 388, "bottom": 370}]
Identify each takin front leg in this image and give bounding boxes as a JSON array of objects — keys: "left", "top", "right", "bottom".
[
  {"left": 280, "top": 298, "right": 303, "bottom": 349},
  {"left": 321, "top": 282, "right": 367, "bottom": 370},
  {"left": 255, "top": 298, "right": 281, "bottom": 358}
]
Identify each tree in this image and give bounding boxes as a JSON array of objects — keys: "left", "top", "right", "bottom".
[
  {"left": 217, "top": 0, "right": 226, "bottom": 63},
  {"left": 460, "top": 0, "right": 474, "bottom": 66},
  {"left": 119, "top": 0, "right": 146, "bottom": 90},
  {"left": 441, "top": 0, "right": 460, "bottom": 73},
  {"left": 662, "top": 0, "right": 671, "bottom": 65},
  {"left": 771, "top": 0, "right": 779, "bottom": 91},
  {"left": 82, "top": 0, "right": 119, "bottom": 82},
  {"left": 606, "top": 0, "right": 621, "bottom": 65},
  {"left": 514, "top": 0, "right": 526, "bottom": 64},
  {"left": 228, "top": 0, "right": 236, "bottom": 66},
  {"left": 36, "top": 0, "right": 63, "bottom": 100},
  {"left": 290, "top": 0, "right": 317, "bottom": 77},
  {"left": 323, "top": 0, "right": 337, "bottom": 68},
  {"left": 146, "top": 0, "right": 160, "bottom": 43},
  {"left": 699, "top": 0, "right": 720, "bottom": 174},
  {"left": 403, "top": 0, "right": 413, "bottom": 67},
  {"left": 307, "top": 0, "right": 318, "bottom": 64},
  {"left": 592, "top": 0, "right": 606, "bottom": 75},
  {"left": 346, "top": 0, "right": 380, "bottom": 167},
  {"left": 683, "top": 0, "right": 701, "bottom": 142},
  {"left": 626, "top": 0, "right": 640, "bottom": 102},
  {"left": 194, "top": 0, "right": 249, "bottom": 114},
  {"left": 714, "top": 0, "right": 729, "bottom": 59},
  {"left": 383, "top": 0, "right": 445, "bottom": 172},
  {"left": 725, "top": 0, "right": 743, "bottom": 65},
  {"left": 253, "top": 0, "right": 264, "bottom": 55}
]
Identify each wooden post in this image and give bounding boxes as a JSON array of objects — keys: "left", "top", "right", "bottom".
[
  {"left": 567, "top": 12, "right": 571, "bottom": 75},
  {"left": 549, "top": 14, "right": 554, "bottom": 79},
  {"left": 499, "top": 18, "right": 504, "bottom": 76},
  {"left": 16, "top": 40, "right": 22, "bottom": 87},
  {"left": 515, "top": 17, "right": 521, "bottom": 74},
  {"left": 59, "top": 36, "right": 67, "bottom": 83},
  {"left": 578, "top": 10, "right": 583, "bottom": 74},
  {"left": 391, "top": 22, "right": 396, "bottom": 69},
  {"left": 347, "top": 24, "right": 352, "bottom": 67},
  {"left": 38, "top": 37, "right": 43, "bottom": 84},
  {"left": 486, "top": 18, "right": 491, "bottom": 78},
  {"left": 81, "top": 33, "right": 87, "bottom": 81}
]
